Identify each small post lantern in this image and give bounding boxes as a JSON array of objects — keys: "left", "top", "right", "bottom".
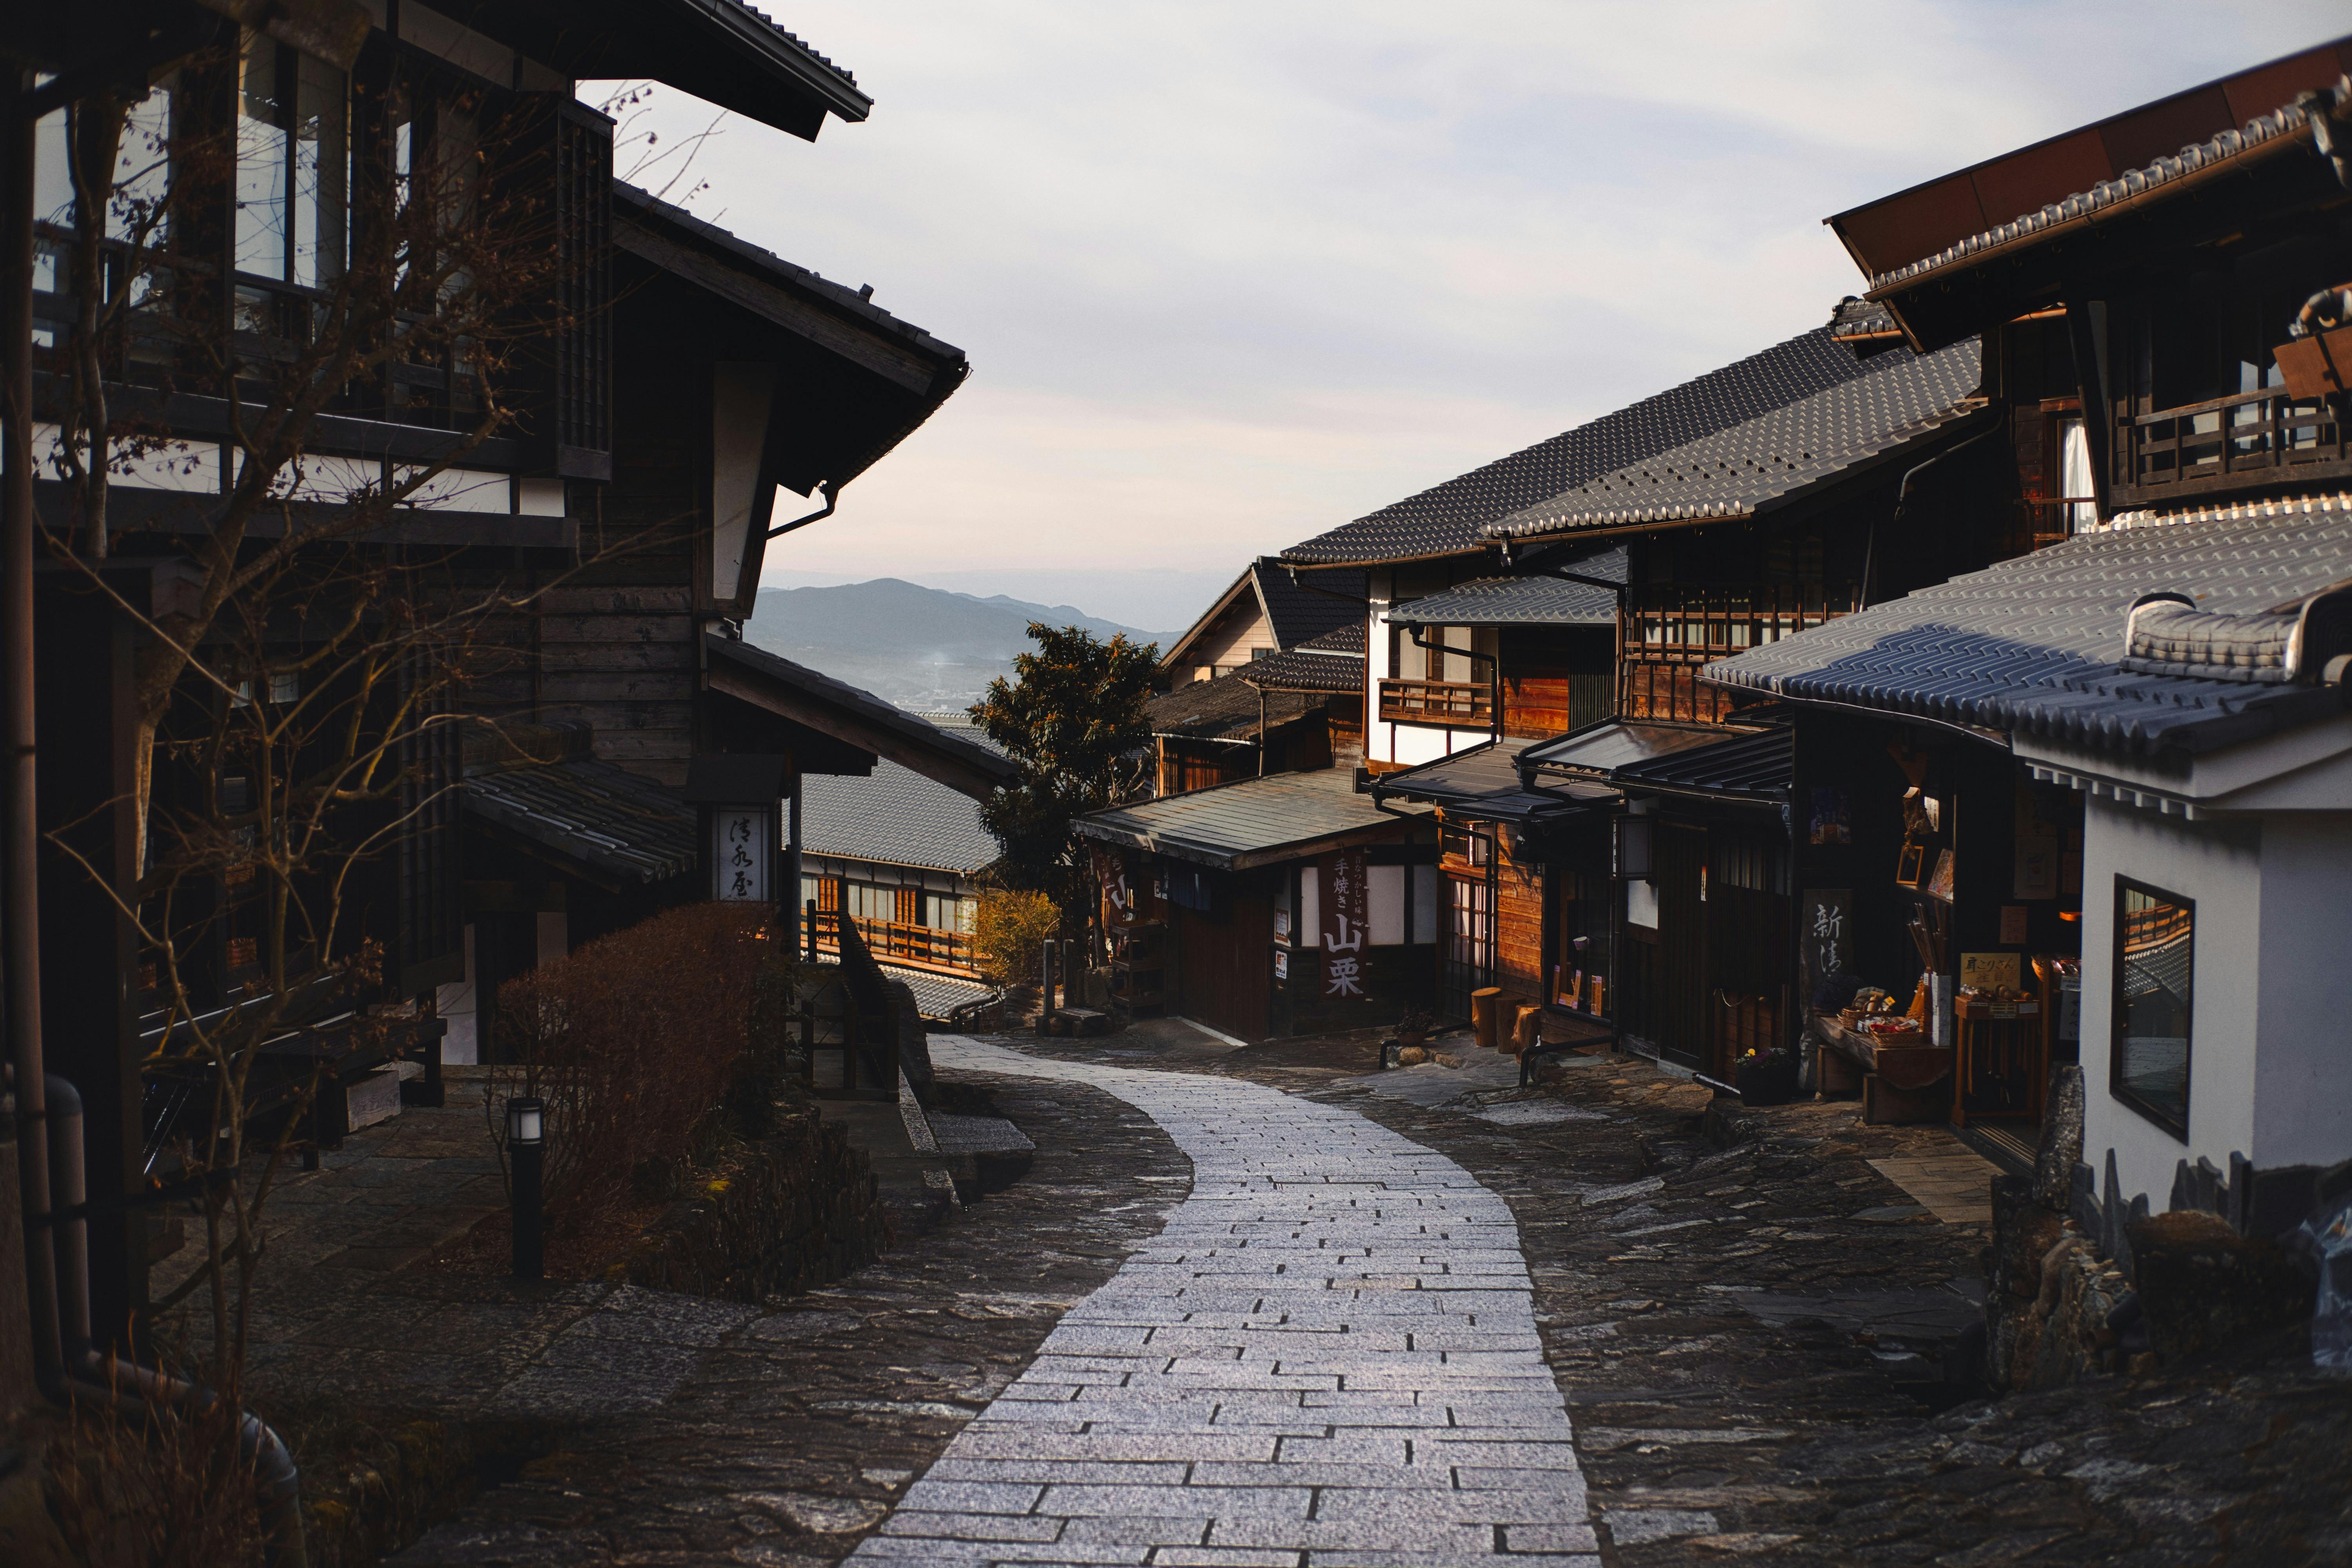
[
  {"left": 685, "top": 753, "right": 791, "bottom": 907},
  {"left": 506, "top": 1095, "right": 546, "bottom": 1280}
]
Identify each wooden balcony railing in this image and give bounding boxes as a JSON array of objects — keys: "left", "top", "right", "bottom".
[
  {"left": 2115, "top": 386, "right": 2352, "bottom": 502},
  {"left": 811, "top": 916, "right": 978, "bottom": 977},
  {"left": 1378, "top": 677, "right": 1492, "bottom": 728}
]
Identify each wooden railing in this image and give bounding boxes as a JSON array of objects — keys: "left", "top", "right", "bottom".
[
  {"left": 2115, "top": 386, "right": 2352, "bottom": 502},
  {"left": 1378, "top": 677, "right": 1492, "bottom": 727},
  {"left": 811, "top": 916, "right": 978, "bottom": 976}
]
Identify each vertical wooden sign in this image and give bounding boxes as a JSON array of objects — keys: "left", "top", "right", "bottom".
[
  {"left": 1800, "top": 887, "right": 1851, "bottom": 1006},
  {"left": 1091, "top": 846, "right": 1131, "bottom": 922},
  {"left": 1322, "top": 848, "right": 1368, "bottom": 999}
]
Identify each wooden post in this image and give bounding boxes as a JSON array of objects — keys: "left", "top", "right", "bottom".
[{"left": 1470, "top": 987, "right": 1503, "bottom": 1053}]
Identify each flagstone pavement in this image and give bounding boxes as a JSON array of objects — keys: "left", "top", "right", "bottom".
[{"left": 848, "top": 1036, "right": 1598, "bottom": 1568}]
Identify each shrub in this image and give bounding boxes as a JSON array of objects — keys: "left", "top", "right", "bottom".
[
  {"left": 972, "top": 886, "right": 1060, "bottom": 986},
  {"left": 488, "top": 902, "right": 770, "bottom": 1226}
]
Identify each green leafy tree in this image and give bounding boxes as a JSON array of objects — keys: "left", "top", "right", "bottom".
[{"left": 970, "top": 624, "right": 1156, "bottom": 933}]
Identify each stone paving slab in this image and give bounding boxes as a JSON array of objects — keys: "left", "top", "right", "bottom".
[{"left": 846, "top": 1037, "right": 1598, "bottom": 1568}]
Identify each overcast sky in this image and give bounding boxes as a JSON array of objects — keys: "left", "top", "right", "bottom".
[{"left": 607, "top": 2, "right": 2347, "bottom": 630}]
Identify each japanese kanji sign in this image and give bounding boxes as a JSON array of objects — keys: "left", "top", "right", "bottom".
[
  {"left": 1321, "top": 848, "right": 1368, "bottom": 1000},
  {"left": 1091, "top": 845, "right": 1131, "bottom": 922},
  {"left": 713, "top": 807, "right": 771, "bottom": 902},
  {"left": 1800, "top": 887, "right": 1851, "bottom": 1007}
]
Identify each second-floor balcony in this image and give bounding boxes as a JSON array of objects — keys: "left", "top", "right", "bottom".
[
  {"left": 2114, "top": 385, "right": 2350, "bottom": 504},
  {"left": 811, "top": 916, "right": 978, "bottom": 977},
  {"left": 1378, "top": 677, "right": 1492, "bottom": 728}
]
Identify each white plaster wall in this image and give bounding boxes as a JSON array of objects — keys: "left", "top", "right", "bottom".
[
  {"left": 1390, "top": 724, "right": 1452, "bottom": 767},
  {"left": 2078, "top": 798, "right": 2261, "bottom": 1210},
  {"left": 2249, "top": 812, "right": 2352, "bottom": 1169}
]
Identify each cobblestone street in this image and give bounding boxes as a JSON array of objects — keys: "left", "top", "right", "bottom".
[{"left": 390, "top": 1029, "right": 2352, "bottom": 1567}]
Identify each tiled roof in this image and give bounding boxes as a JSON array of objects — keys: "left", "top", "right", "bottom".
[
  {"left": 1389, "top": 546, "right": 1626, "bottom": 627},
  {"left": 1828, "top": 296, "right": 1902, "bottom": 341},
  {"left": 1866, "top": 82, "right": 2347, "bottom": 293},
  {"left": 799, "top": 742, "right": 1002, "bottom": 876},
  {"left": 464, "top": 758, "right": 696, "bottom": 886},
  {"left": 880, "top": 963, "right": 995, "bottom": 1021},
  {"left": 1279, "top": 327, "right": 1884, "bottom": 567},
  {"left": 615, "top": 184, "right": 964, "bottom": 368},
  {"left": 1238, "top": 648, "right": 1364, "bottom": 694},
  {"left": 1256, "top": 561, "right": 1366, "bottom": 647},
  {"left": 1702, "top": 506, "right": 2352, "bottom": 758},
  {"left": 1482, "top": 340, "right": 1984, "bottom": 540},
  {"left": 1074, "top": 767, "right": 1430, "bottom": 871},
  {"left": 1295, "top": 622, "right": 1365, "bottom": 654},
  {"left": 1147, "top": 672, "right": 1331, "bottom": 743},
  {"left": 725, "top": 1, "right": 861, "bottom": 91}
]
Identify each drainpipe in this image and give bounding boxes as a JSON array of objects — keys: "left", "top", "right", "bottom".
[
  {"left": 41, "top": 1081, "right": 307, "bottom": 1566},
  {"left": 1873, "top": 414, "right": 2006, "bottom": 606},
  {"left": 4, "top": 74, "right": 65, "bottom": 1402}
]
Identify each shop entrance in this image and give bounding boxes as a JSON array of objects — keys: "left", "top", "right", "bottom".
[
  {"left": 1651, "top": 823, "right": 1708, "bottom": 1069},
  {"left": 1442, "top": 871, "right": 1494, "bottom": 1022}
]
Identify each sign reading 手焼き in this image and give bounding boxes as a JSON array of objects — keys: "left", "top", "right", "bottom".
[{"left": 1321, "top": 848, "right": 1368, "bottom": 999}]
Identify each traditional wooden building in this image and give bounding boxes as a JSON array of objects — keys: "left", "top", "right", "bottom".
[
  {"left": 1, "top": 0, "right": 1007, "bottom": 1370},
  {"left": 1074, "top": 769, "right": 1436, "bottom": 1042},
  {"left": 1147, "top": 625, "right": 1364, "bottom": 795},
  {"left": 1711, "top": 45, "right": 2352, "bottom": 1242},
  {"left": 797, "top": 713, "right": 1000, "bottom": 1020},
  {"left": 1155, "top": 556, "right": 1364, "bottom": 688}
]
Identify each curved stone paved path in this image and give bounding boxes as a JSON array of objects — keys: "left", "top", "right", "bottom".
[{"left": 850, "top": 1036, "right": 1597, "bottom": 1568}]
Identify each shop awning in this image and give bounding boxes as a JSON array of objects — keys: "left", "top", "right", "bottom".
[
  {"left": 1074, "top": 767, "right": 1429, "bottom": 871},
  {"left": 1372, "top": 741, "right": 1615, "bottom": 824},
  {"left": 704, "top": 634, "right": 1017, "bottom": 801},
  {"left": 1519, "top": 718, "right": 1791, "bottom": 804},
  {"left": 465, "top": 755, "right": 698, "bottom": 892},
  {"left": 1388, "top": 548, "right": 1626, "bottom": 629}
]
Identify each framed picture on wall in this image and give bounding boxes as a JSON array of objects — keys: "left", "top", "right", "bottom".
[
  {"left": 1925, "top": 848, "right": 1957, "bottom": 903},
  {"left": 1895, "top": 841, "right": 1926, "bottom": 888}
]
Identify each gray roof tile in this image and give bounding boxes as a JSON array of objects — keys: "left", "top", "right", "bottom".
[
  {"left": 1703, "top": 500, "right": 2352, "bottom": 757},
  {"left": 1866, "top": 84, "right": 2343, "bottom": 293},
  {"left": 1237, "top": 648, "right": 1364, "bottom": 693},
  {"left": 1483, "top": 340, "right": 1984, "bottom": 539},
  {"left": 799, "top": 731, "right": 1003, "bottom": 875},
  {"left": 1390, "top": 546, "right": 1626, "bottom": 627},
  {"left": 1281, "top": 327, "right": 1886, "bottom": 567},
  {"left": 1148, "top": 671, "right": 1334, "bottom": 742},
  {"left": 464, "top": 758, "right": 696, "bottom": 885}
]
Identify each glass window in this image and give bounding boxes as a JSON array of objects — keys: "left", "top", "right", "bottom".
[
  {"left": 923, "top": 890, "right": 974, "bottom": 933},
  {"left": 237, "top": 31, "right": 345, "bottom": 288},
  {"left": 2058, "top": 417, "right": 2096, "bottom": 534},
  {"left": 2112, "top": 878, "right": 2192, "bottom": 1138},
  {"left": 235, "top": 30, "right": 288, "bottom": 278},
  {"left": 293, "top": 53, "right": 346, "bottom": 287}
]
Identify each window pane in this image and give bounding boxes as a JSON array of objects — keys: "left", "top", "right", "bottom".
[
  {"left": 293, "top": 56, "right": 346, "bottom": 287},
  {"left": 2059, "top": 417, "right": 2095, "bottom": 534},
  {"left": 33, "top": 105, "right": 75, "bottom": 229},
  {"left": 236, "top": 32, "right": 288, "bottom": 278},
  {"left": 2114, "top": 882, "right": 2192, "bottom": 1132}
]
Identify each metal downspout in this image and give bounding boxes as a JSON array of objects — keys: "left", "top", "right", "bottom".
[{"left": 4, "top": 68, "right": 64, "bottom": 1398}]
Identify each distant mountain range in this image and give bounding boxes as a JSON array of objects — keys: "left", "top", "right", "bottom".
[{"left": 745, "top": 578, "right": 1172, "bottom": 710}]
